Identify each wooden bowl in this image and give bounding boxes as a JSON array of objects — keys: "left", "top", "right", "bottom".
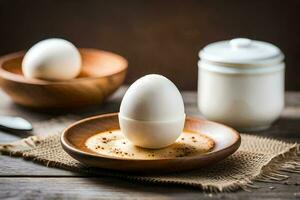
[
  {"left": 61, "top": 113, "right": 241, "bottom": 173},
  {"left": 0, "top": 49, "right": 128, "bottom": 109}
]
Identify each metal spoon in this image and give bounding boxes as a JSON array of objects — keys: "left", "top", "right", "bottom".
[{"left": 0, "top": 115, "right": 33, "bottom": 132}]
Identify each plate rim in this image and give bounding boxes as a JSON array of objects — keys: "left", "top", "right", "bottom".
[{"left": 61, "top": 113, "right": 241, "bottom": 162}]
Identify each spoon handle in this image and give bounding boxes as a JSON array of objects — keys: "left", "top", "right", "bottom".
[{"left": 0, "top": 115, "right": 33, "bottom": 132}]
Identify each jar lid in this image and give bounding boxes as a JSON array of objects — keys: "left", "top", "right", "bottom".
[{"left": 199, "top": 38, "right": 284, "bottom": 66}]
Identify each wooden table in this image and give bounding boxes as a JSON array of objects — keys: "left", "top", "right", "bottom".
[{"left": 0, "top": 87, "right": 299, "bottom": 200}]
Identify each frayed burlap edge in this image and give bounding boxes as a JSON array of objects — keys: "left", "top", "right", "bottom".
[{"left": 0, "top": 134, "right": 299, "bottom": 192}]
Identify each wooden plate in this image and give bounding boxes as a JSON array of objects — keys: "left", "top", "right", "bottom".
[{"left": 61, "top": 113, "right": 241, "bottom": 173}]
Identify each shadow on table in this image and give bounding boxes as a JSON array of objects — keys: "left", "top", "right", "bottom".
[{"left": 249, "top": 116, "right": 300, "bottom": 141}]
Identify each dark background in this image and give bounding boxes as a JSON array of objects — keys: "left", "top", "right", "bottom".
[{"left": 0, "top": 0, "right": 299, "bottom": 90}]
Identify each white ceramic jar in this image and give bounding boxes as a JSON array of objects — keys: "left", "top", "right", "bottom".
[{"left": 198, "top": 38, "right": 285, "bottom": 131}]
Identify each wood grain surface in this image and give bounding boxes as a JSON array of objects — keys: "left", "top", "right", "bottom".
[{"left": 0, "top": 87, "right": 299, "bottom": 199}]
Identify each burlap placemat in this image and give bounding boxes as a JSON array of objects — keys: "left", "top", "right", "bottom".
[{"left": 0, "top": 117, "right": 299, "bottom": 192}]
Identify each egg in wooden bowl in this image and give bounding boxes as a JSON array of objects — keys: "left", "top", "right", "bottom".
[{"left": 0, "top": 48, "right": 128, "bottom": 110}]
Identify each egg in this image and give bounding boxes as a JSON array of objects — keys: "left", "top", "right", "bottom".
[
  {"left": 22, "top": 38, "right": 81, "bottom": 81},
  {"left": 119, "top": 74, "right": 186, "bottom": 149}
]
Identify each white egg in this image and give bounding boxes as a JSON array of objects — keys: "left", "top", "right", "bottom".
[
  {"left": 22, "top": 38, "right": 81, "bottom": 81},
  {"left": 119, "top": 74, "right": 186, "bottom": 149}
]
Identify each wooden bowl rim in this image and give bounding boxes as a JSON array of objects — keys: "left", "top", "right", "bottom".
[
  {"left": 0, "top": 48, "right": 128, "bottom": 85},
  {"left": 61, "top": 113, "right": 241, "bottom": 162}
]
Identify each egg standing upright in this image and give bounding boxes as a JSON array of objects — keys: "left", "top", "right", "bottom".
[{"left": 119, "top": 74, "right": 186, "bottom": 149}]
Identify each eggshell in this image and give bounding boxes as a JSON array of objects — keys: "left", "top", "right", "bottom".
[
  {"left": 22, "top": 38, "right": 81, "bottom": 81},
  {"left": 120, "top": 74, "right": 185, "bottom": 121},
  {"left": 119, "top": 74, "right": 186, "bottom": 149}
]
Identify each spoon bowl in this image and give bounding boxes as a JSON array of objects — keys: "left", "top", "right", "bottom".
[{"left": 0, "top": 115, "right": 32, "bottom": 132}]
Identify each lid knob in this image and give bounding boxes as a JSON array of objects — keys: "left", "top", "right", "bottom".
[{"left": 230, "top": 38, "right": 252, "bottom": 48}]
